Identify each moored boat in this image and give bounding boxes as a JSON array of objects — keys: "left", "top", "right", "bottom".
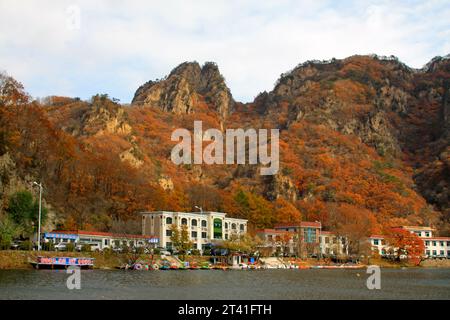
[{"left": 31, "top": 256, "right": 94, "bottom": 269}]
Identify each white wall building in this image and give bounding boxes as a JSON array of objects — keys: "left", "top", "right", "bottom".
[
  {"left": 370, "top": 226, "right": 450, "bottom": 259},
  {"left": 141, "top": 211, "right": 248, "bottom": 251}
]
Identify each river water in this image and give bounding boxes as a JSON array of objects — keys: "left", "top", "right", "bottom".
[{"left": 0, "top": 268, "right": 449, "bottom": 300}]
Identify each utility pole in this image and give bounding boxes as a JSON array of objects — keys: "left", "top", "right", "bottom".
[{"left": 33, "top": 181, "right": 43, "bottom": 251}]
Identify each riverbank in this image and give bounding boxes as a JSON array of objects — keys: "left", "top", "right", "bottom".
[
  {"left": 1, "top": 250, "right": 450, "bottom": 270},
  {"left": 0, "top": 250, "right": 215, "bottom": 270},
  {"left": 0, "top": 250, "right": 123, "bottom": 270}
]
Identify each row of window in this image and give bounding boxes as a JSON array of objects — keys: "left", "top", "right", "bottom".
[
  {"left": 425, "top": 241, "right": 450, "bottom": 247},
  {"left": 165, "top": 230, "right": 235, "bottom": 240},
  {"left": 415, "top": 231, "right": 431, "bottom": 237},
  {"left": 426, "top": 250, "right": 450, "bottom": 257},
  {"left": 165, "top": 217, "right": 245, "bottom": 230}
]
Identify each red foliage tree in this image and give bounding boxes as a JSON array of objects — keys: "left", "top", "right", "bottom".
[{"left": 386, "top": 228, "right": 425, "bottom": 266}]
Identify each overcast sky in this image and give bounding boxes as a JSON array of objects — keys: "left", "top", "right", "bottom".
[{"left": 0, "top": 0, "right": 449, "bottom": 103}]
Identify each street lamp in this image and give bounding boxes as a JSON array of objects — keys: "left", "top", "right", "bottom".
[
  {"left": 33, "top": 181, "right": 43, "bottom": 251},
  {"left": 194, "top": 206, "right": 203, "bottom": 213}
]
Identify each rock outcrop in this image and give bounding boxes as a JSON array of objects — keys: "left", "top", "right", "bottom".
[{"left": 132, "top": 62, "right": 234, "bottom": 119}]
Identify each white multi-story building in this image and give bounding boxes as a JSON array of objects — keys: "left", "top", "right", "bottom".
[
  {"left": 141, "top": 211, "right": 248, "bottom": 251},
  {"left": 370, "top": 226, "right": 450, "bottom": 259}
]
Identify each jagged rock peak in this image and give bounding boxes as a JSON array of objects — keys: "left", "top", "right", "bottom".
[{"left": 132, "top": 61, "right": 234, "bottom": 118}]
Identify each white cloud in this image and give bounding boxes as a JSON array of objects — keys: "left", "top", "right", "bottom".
[{"left": 0, "top": 0, "right": 449, "bottom": 102}]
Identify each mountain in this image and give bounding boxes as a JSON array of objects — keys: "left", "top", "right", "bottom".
[{"left": 0, "top": 54, "right": 449, "bottom": 235}]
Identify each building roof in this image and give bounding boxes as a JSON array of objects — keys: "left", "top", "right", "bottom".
[
  {"left": 369, "top": 235, "right": 385, "bottom": 239},
  {"left": 255, "top": 229, "right": 289, "bottom": 234},
  {"left": 399, "top": 226, "right": 436, "bottom": 231},
  {"left": 320, "top": 231, "right": 335, "bottom": 236},
  {"left": 274, "top": 221, "right": 321, "bottom": 229},
  {"left": 50, "top": 230, "right": 158, "bottom": 240},
  {"left": 425, "top": 237, "right": 450, "bottom": 241}
]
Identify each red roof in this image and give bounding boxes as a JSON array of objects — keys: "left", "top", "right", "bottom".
[
  {"left": 256, "top": 229, "right": 289, "bottom": 234},
  {"left": 51, "top": 230, "right": 158, "bottom": 240},
  {"left": 274, "top": 221, "right": 321, "bottom": 229}
]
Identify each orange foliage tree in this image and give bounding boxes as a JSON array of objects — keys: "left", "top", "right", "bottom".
[{"left": 385, "top": 228, "right": 425, "bottom": 266}]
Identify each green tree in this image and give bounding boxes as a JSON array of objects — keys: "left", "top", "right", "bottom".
[
  {"left": 0, "top": 216, "right": 22, "bottom": 249},
  {"left": 169, "top": 224, "right": 181, "bottom": 250},
  {"left": 6, "top": 191, "right": 33, "bottom": 225},
  {"left": 6, "top": 191, "right": 48, "bottom": 236},
  {"left": 170, "top": 224, "right": 193, "bottom": 260}
]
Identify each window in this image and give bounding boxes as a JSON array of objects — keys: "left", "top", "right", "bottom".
[
  {"left": 231, "top": 223, "right": 236, "bottom": 230},
  {"left": 201, "top": 232, "right": 207, "bottom": 239},
  {"left": 440, "top": 241, "right": 444, "bottom": 247},
  {"left": 425, "top": 241, "right": 430, "bottom": 246},
  {"left": 325, "top": 237, "right": 330, "bottom": 244},
  {"left": 192, "top": 219, "right": 197, "bottom": 227},
  {"left": 166, "top": 230, "right": 172, "bottom": 237},
  {"left": 225, "top": 234, "right": 228, "bottom": 240},
  {"left": 225, "top": 223, "right": 228, "bottom": 229},
  {"left": 425, "top": 232, "right": 430, "bottom": 237},
  {"left": 201, "top": 220, "right": 207, "bottom": 227},
  {"left": 181, "top": 218, "right": 188, "bottom": 225},
  {"left": 166, "top": 242, "right": 172, "bottom": 249},
  {"left": 213, "top": 218, "right": 222, "bottom": 239},
  {"left": 373, "top": 239, "right": 379, "bottom": 245},
  {"left": 447, "top": 241, "right": 450, "bottom": 247},
  {"left": 426, "top": 250, "right": 430, "bottom": 256},
  {"left": 432, "top": 241, "right": 437, "bottom": 246},
  {"left": 191, "top": 231, "right": 197, "bottom": 238},
  {"left": 447, "top": 251, "right": 450, "bottom": 257},
  {"left": 104, "top": 239, "right": 108, "bottom": 246},
  {"left": 240, "top": 224, "right": 244, "bottom": 231},
  {"left": 304, "top": 228, "right": 316, "bottom": 243},
  {"left": 440, "top": 250, "right": 444, "bottom": 256},
  {"left": 432, "top": 250, "right": 437, "bottom": 256},
  {"left": 166, "top": 217, "right": 173, "bottom": 224},
  {"left": 415, "top": 232, "right": 421, "bottom": 237}
]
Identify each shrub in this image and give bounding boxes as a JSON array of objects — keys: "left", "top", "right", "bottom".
[
  {"left": 19, "top": 240, "right": 32, "bottom": 250},
  {"left": 66, "top": 243, "right": 75, "bottom": 252},
  {"left": 81, "top": 244, "right": 91, "bottom": 252},
  {"left": 42, "top": 242, "right": 54, "bottom": 251}
]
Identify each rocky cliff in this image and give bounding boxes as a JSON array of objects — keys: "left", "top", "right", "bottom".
[{"left": 132, "top": 62, "right": 234, "bottom": 120}]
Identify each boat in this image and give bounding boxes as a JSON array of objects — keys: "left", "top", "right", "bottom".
[
  {"left": 200, "top": 263, "right": 211, "bottom": 270},
  {"left": 31, "top": 256, "right": 94, "bottom": 269}
]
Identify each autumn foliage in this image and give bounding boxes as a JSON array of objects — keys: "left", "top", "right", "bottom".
[{"left": 0, "top": 54, "right": 448, "bottom": 237}]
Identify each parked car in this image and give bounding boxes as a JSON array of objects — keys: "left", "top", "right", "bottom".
[
  {"left": 112, "top": 247, "right": 123, "bottom": 253},
  {"left": 160, "top": 250, "right": 171, "bottom": 256},
  {"left": 54, "top": 243, "right": 68, "bottom": 251},
  {"left": 10, "top": 242, "right": 20, "bottom": 250}
]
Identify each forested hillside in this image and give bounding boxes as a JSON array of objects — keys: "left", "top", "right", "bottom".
[{"left": 1, "top": 54, "right": 448, "bottom": 236}]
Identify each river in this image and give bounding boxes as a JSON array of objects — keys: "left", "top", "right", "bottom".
[{"left": 0, "top": 268, "right": 449, "bottom": 300}]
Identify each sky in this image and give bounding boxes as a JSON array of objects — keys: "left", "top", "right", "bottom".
[{"left": 0, "top": 0, "right": 449, "bottom": 103}]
